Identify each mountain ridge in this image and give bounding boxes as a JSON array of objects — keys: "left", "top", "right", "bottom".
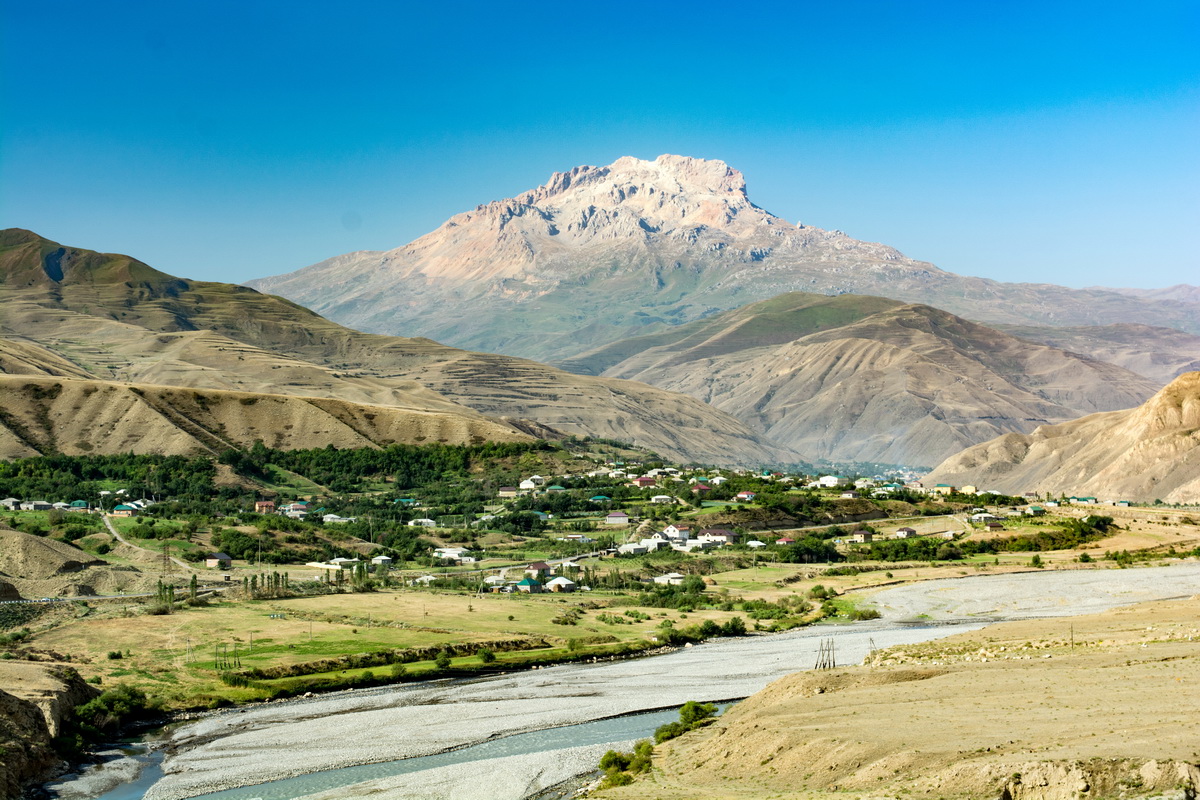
[
  {"left": 0, "top": 229, "right": 793, "bottom": 466},
  {"left": 246, "top": 154, "right": 1200, "bottom": 363}
]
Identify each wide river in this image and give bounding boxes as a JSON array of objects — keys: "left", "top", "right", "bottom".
[{"left": 48, "top": 563, "right": 1200, "bottom": 800}]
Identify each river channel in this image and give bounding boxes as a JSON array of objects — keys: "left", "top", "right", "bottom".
[{"left": 45, "top": 563, "right": 1200, "bottom": 800}]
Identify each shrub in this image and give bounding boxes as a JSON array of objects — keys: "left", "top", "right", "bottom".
[
  {"left": 433, "top": 651, "right": 452, "bottom": 669},
  {"left": 476, "top": 648, "right": 496, "bottom": 664},
  {"left": 106, "top": 650, "right": 123, "bottom": 660}
]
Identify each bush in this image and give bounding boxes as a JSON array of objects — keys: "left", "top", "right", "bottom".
[
  {"left": 106, "top": 650, "right": 123, "bottom": 660},
  {"left": 476, "top": 648, "right": 496, "bottom": 664},
  {"left": 656, "top": 700, "right": 717, "bottom": 743},
  {"left": 433, "top": 651, "right": 452, "bottom": 669}
]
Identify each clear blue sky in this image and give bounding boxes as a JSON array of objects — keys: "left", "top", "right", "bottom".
[{"left": 2, "top": 0, "right": 1197, "bottom": 289}]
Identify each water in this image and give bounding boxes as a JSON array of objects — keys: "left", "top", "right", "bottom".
[{"left": 86, "top": 706, "right": 689, "bottom": 800}]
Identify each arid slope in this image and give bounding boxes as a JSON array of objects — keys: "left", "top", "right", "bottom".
[
  {"left": 0, "top": 229, "right": 791, "bottom": 465},
  {"left": 587, "top": 295, "right": 1158, "bottom": 465},
  {"left": 600, "top": 598, "right": 1200, "bottom": 800},
  {"left": 925, "top": 371, "right": 1200, "bottom": 503}
]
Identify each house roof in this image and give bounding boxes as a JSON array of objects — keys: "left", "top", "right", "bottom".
[
  {"left": 208, "top": 552, "right": 232, "bottom": 560},
  {"left": 515, "top": 577, "right": 542, "bottom": 587}
]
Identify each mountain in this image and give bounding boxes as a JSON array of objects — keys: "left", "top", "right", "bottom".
[
  {"left": 924, "top": 372, "right": 1200, "bottom": 503},
  {"left": 998, "top": 323, "right": 1200, "bottom": 385},
  {"left": 570, "top": 293, "right": 1158, "bottom": 466},
  {"left": 0, "top": 229, "right": 792, "bottom": 465},
  {"left": 1095, "top": 284, "right": 1200, "bottom": 304},
  {"left": 247, "top": 154, "right": 1200, "bottom": 364}
]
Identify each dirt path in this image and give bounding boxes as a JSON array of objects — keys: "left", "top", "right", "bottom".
[{"left": 103, "top": 515, "right": 195, "bottom": 573}]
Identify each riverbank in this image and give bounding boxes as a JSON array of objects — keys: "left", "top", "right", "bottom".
[
  {"left": 137, "top": 562, "right": 1200, "bottom": 800},
  {"left": 603, "top": 595, "right": 1200, "bottom": 799}
]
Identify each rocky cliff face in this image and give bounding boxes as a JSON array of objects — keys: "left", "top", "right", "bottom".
[
  {"left": 0, "top": 662, "right": 99, "bottom": 799},
  {"left": 247, "top": 154, "right": 1200, "bottom": 363},
  {"left": 925, "top": 371, "right": 1200, "bottom": 502}
]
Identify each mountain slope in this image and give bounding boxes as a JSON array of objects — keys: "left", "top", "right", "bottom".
[
  {"left": 924, "top": 372, "right": 1200, "bottom": 503},
  {"left": 999, "top": 323, "right": 1200, "bottom": 385},
  {"left": 590, "top": 295, "right": 1158, "bottom": 466},
  {"left": 0, "top": 375, "right": 533, "bottom": 460},
  {"left": 247, "top": 154, "right": 1200, "bottom": 363},
  {"left": 0, "top": 229, "right": 791, "bottom": 465}
]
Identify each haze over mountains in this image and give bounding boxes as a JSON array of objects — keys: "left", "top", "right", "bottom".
[
  {"left": 567, "top": 293, "right": 1158, "bottom": 465},
  {"left": 926, "top": 371, "right": 1200, "bottom": 504},
  {"left": 0, "top": 229, "right": 788, "bottom": 465},
  {"left": 248, "top": 154, "right": 1200, "bottom": 365}
]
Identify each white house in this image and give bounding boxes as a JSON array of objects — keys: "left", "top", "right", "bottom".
[
  {"left": 746, "top": 540, "right": 767, "bottom": 548},
  {"left": 605, "top": 511, "right": 631, "bottom": 525},
  {"left": 546, "top": 576, "right": 577, "bottom": 593},
  {"left": 433, "top": 546, "right": 469, "bottom": 561},
  {"left": 323, "top": 514, "right": 356, "bottom": 524},
  {"left": 408, "top": 518, "right": 437, "bottom": 527},
  {"left": 662, "top": 524, "right": 693, "bottom": 540},
  {"left": 650, "top": 495, "right": 676, "bottom": 505},
  {"left": 617, "top": 543, "right": 649, "bottom": 555},
  {"left": 371, "top": 555, "right": 394, "bottom": 566},
  {"left": 652, "top": 572, "right": 686, "bottom": 586},
  {"left": 819, "top": 475, "right": 851, "bottom": 488}
]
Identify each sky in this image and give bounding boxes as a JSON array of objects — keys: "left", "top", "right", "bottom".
[{"left": 1, "top": 0, "right": 1197, "bottom": 289}]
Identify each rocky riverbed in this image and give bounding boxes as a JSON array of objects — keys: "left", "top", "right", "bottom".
[{"left": 126, "top": 562, "right": 1200, "bottom": 800}]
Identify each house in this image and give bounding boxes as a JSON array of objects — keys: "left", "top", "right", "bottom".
[
  {"left": 672, "top": 540, "right": 715, "bottom": 553},
  {"left": 254, "top": 500, "right": 276, "bottom": 514},
  {"left": 690, "top": 483, "right": 712, "bottom": 494},
  {"left": 589, "top": 495, "right": 611, "bottom": 503},
  {"left": 854, "top": 478, "right": 877, "bottom": 490},
  {"left": 894, "top": 527, "right": 918, "bottom": 539},
  {"left": 640, "top": 538, "right": 673, "bottom": 551},
  {"left": 840, "top": 491, "right": 859, "bottom": 499},
  {"left": 111, "top": 504, "right": 137, "bottom": 517},
  {"left": 775, "top": 537, "right": 795, "bottom": 545},
  {"left": 932, "top": 484, "right": 955, "bottom": 496},
  {"left": 545, "top": 576, "right": 577, "bottom": 593},
  {"left": 69, "top": 500, "right": 89, "bottom": 510},
  {"left": 408, "top": 518, "right": 437, "bottom": 527},
  {"left": 322, "top": 514, "right": 356, "bottom": 524},
  {"left": 971, "top": 512, "right": 997, "bottom": 522},
  {"left": 545, "top": 485, "right": 567, "bottom": 493},
  {"left": 631, "top": 476, "right": 657, "bottom": 488},
  {"left": 986, "top": 522, "right": 1005, "bottom": 531},
  {"left": 52, "top": 502, "right": 70, "bottom": 510},
  {"left": 515, "top": 577, "right": 543, "bottom": 593},
  {"left": 497, "top": 486, "right": 519, "bottom": 499},
  {"left": 371, "top": 555, "right": 394, "bottom": 567},
  {"left": 819, "top": 475, "right": 851, "bottom": 488},
  {"left": 206, "top": 552, "right": 233, "bottom": 569},
  {"left": 662, "top": 524, "right": 692, "bottom": 540},
  {"left": 412, "top": 575, "right": 439, "bottom": 586},
  {"left": 848, "top": 530, "right": 874, "bottom": 544},
  {"left": 0, "top": 498, "right": 20, "bottom": 511},
  {"left": 518, "top": 479, "right": 539, "bottom": 490},
  {"left": 735, "top": 491, "right": 756, "bottom": 502},
  {"left": 483, "top": 575, "right": 507, "bottom": 587},
  {"left": 617, "top": 543, "right": 649, "bottom": 555},
  {"left": 433, "top": 546, "right": 470, "bottom": 561},
  {"left": 960, "top": 485, "right": 978, "bottom": 495},
  {"left": 652, "top": 572, "right": 686, "bottom": 586},
  {"left": 605, "top": 511, "right": 631, "bottom": 525},
  {"left": 746, "top": 540, "right": 767, "bottom": 548},
  {"left": 650, "top": 495, "right": 676, "bottom": 505},
  {"left": 525, "top": 562, "right": 552, "bottom": 578},
  {"left": 22, "top": 500, "right": 53, "bottom": 511},
  {"left": 329, "top": 557, "right": 360, "bottom": 569},
  {"left": 698, "top": 528, "right": 738, "bottom": 545},
  {"left": 709, "top": 476, "right": 728, "bottom": 486}
]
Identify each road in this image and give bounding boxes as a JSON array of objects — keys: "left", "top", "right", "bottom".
[{"left": 103, "top": 514, "right": 197, "bottom": 573}]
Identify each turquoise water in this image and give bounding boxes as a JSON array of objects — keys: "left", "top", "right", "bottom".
[{"left": 92, "top": 705, "right": 699, "bottom": 800}]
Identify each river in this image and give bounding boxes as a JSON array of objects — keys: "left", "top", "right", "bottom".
[{"left": 44, "top": 563, "right": 1200, "bottom": 800}]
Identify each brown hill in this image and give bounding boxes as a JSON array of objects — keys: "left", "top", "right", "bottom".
[
  {"left": 591, "top": 295, "right": 1157, "bottom": 466},
  {"left": 0, "top": 375, "right": 534, "bottom": 460},
  {"left": 0, "top": 229, "right": 790, "bottom": 465},
  {"left": 246, "top": 154, "right": 1200, "bottom": 363},
  {"left": 1000, "top": 323, "right": 1200, "bottom": 384},
  {"left": 0, "top": 527, "right": 104, "bottom": 580},
  {"left": 924, "top": 371, "right": 1200, "bottom": 503}
]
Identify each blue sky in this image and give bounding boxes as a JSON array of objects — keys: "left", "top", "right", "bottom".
[{"left": 1, "top": 0, "right": 1196, "bottom": 289}]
